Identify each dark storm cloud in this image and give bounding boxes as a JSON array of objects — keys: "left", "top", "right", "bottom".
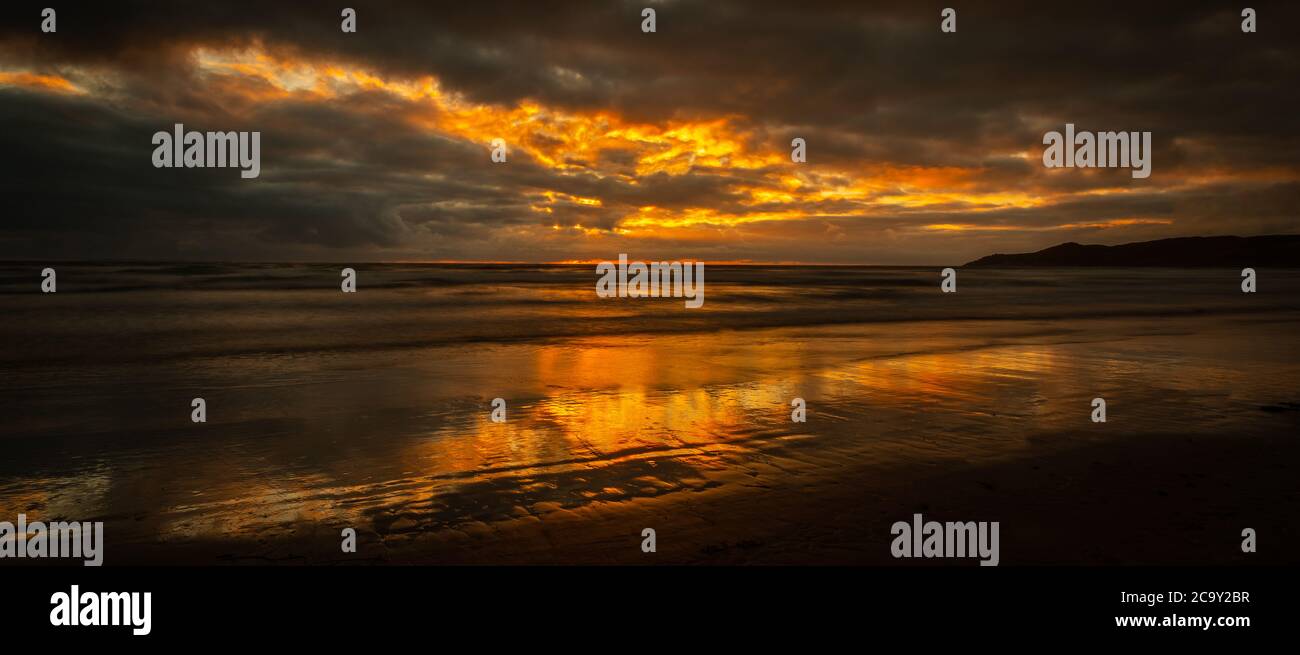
[{"left": 0, "top": 0, "right": 1297, "bottom": 262}]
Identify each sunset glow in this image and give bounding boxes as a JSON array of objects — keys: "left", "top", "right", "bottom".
[{"left": 1, "top": 5, "right": 1295, "bottom": 264}]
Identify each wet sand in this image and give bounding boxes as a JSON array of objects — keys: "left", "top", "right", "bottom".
[
  {"left": 447, "top": 425, "right": 1299, "bottom": 566},
  {"left": 57, "top": 316, "right": 1300, "bottom": 566},
  {"left": 101, "top": 422, "right": 1300, "bottom": 566},
  {"left": 2, "top": 264, "right": 1298, "bottom": 565}
]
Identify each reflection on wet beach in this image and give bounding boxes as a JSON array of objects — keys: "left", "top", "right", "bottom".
[{"left": 1, "top": 264, "right": 1298, "bottom": 562}]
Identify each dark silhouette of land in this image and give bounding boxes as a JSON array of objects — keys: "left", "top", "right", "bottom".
[{"left": 965, "top": 235, "right": 1300, "bottom": 267}]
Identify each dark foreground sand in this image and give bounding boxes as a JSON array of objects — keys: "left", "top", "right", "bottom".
[{"left": 106, "top": 421, "right": 1298, "bottom": 566}]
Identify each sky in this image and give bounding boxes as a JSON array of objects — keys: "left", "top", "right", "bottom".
[{"left": 0, "top": 1, "right": 1297, "bottom": 264}]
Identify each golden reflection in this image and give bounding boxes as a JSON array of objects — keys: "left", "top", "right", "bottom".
[{"left": 6, "top": 312, "right": 1279, "bottom": 553}]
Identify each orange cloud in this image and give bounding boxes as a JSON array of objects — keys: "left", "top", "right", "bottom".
[
  {"left": 0, "top": 70, "right": 83, "bottom": 94},
  {"left": 15, "top": 42, "right": 1261, "bottom": 249}
]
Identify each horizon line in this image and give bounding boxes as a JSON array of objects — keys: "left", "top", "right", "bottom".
[{"left": 0, "top": 258, "right": 953, "bottom": 267}]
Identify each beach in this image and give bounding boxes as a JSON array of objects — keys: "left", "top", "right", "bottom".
[{"left": 2, "top": 264, "right": 1297, "bottom": 565}]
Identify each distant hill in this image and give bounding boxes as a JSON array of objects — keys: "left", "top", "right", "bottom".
[{"left": 964, "top": 235, "right": 1300, "bottom": 268}]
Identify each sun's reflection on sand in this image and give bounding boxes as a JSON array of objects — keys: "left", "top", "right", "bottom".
[{"left": 2, "top": 310, "right": 1294, "bottom": 561}]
